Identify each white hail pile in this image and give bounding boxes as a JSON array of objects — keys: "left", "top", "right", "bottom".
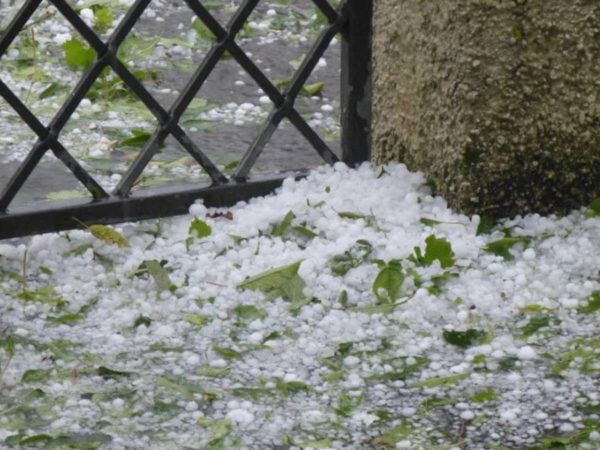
[{"left": 0, "top": 162, "right": 599, "bottom": 449}]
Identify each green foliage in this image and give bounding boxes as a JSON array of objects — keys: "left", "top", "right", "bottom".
[
  {"left": 237, "top": 260, "right": 306, "bottom": 303},
  {"left": 477, "top": 217, "right": 497, "bottom": 235},
  {"left": 517, "top": 315, "right": 560, "bottom": 339},
  {"left": 16, "top": 285, "right": 64, "bottom": 305},
  {"left": 368, "top": 356, "right": 428, "bottom": 382},
  {"left": 188, "top": 218, "right": 212, "bottom": 239},
  {"left": 329, "top": 240, "right": 372, "bottom": 276},
  {"left": 443, "top": 329, "right": 486, "bottom": 349},
  {"left": 113, "top": 129, "right": 154, "bottom": 149},
  {"left": 471, "top": 388, "right": 498, "bottom": 403},
  {"left": 272, "top": 210, "right": 295, "bottom": 237},
  {"left": 21, "top": 368, "right": 53, "bottom": 383},
  {"left": 213, "top": 346, "right": 243, "bottom": 361},
  {"left": 498, "top": 356, "right": 519, "bottom": 372},
  {"left": 483, "top": 237, "right": 531, "bottom": 260},
  {"left": 411, "top": 372, "right": 469, "bottom": 388},
  {"left": 275, "top": 79, "right": 325, "bottom": 97},
  {"left": 97, "top": 366, "right": 132, "bottom": 379},
  {"left": 335, "top": 391, "right": 363, "bottom": 417},
  {"left": 191, "top": 17, "right": 215, "bottom": 43},
  {"left": 197, "top": 417, "right": 231, "bottom": 447},
  {"left": 87, "top": 224, "right": 128, "bottom": 247},
  {"left": 47, "top": 298, "right": 98, "bottom": 326},
  {"left": 586, "top": 198, "right": 600, "bottom": 217},
  {"left": 62, "top": 37, "right": 95, "bottom": 69},
  {"left": 16, "top": 432, "right": 112, "bottom": 449},
  {"left": 140, "top": 260, "right": 174, "bottom": 292},
  {"left": 409, "top": 235, "right": 455, "bottom": 268},
  {"left": 234, "top": 304, "right": 266, "bottom": 324},
  {"left": 372, "top": 423, "right": 413, "bottom": 448},
  {"left": 39, "top": 82, "right": 67, "bottom": 100},
  {"left": 92, "top": 6, "right": 113, "bottom": 32},
  {"left": 577, "top": 291, "right": 600, "bottom": 315},
  {"left": 133, "top": 315, "right": 152, "bottom": 328},
  {"left": 551, "top": 336, "right": 600, "bottom": 375},
  {"left": 183, "top": 314, "right": 208, "bottom": 326},
  {"left": 372, "top": 261, "right": 404, "bottom": 303}
]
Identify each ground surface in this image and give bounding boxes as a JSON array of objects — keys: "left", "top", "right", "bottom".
[{"left": 1, "top": 162, "right": 599, "bottom": 449}]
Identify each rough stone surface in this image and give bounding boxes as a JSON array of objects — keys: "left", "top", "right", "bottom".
[{"left": 372, "top": 0, "right": 600, "bottom": 218}]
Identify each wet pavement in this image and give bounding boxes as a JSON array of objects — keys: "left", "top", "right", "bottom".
[{"left": 0, "top": 0, "right": 341, "bottom": 207}]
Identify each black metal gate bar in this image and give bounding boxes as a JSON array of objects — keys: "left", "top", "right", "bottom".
[
  {"left": 0, "top": 175, "right": 300, "bottom": 240},
  {"left": 0, "top": 79, "right": 108, "bottom": 212},
  {"left": 0, "top": 0, "right": 373, "bottom": 239},
  {"left": 341, "top": 0, "right": 373, "bottom": 164},
  {"left": 114, "top": 0, "right": 258, "bottom": 197},
  {"left": 233, "top": 2, "right": 347, "bottom": 179}
]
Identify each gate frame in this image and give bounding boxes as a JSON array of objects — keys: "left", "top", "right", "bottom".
[{"left": 0, "top": 0, "right": 372, "bottom": 239}]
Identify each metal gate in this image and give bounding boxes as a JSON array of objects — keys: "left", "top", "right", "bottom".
[{"left": 0, "top": 0, "right": 372, "bottom": 239}]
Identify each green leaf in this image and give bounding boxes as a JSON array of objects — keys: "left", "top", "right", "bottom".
[
  {"left": 62, "top": 37, "right": 95, "bottom": 69},
  {"left": 348, "top": 303, "right": 399, "bottom": 314},
  {"left": 88, "top": 224, "right": 128, "bottom": 247},
  {"left": 133, "top": 315, "right": 152, "bottom": 328},
  {"left": 45, "top": 432, "right": 112, "bottom": 449},
  {"left": 183, "top": 314, "right": 208, "bottom": 326},
  {"left": 18, "top": 434, "right": 53, "bottom": 445},
  {"left": 213, "top": 346, "right": 243, "bottom": 361},
  {"left": 156, "top": 374, "right": 204, "bottom": 398},
  {"left": 423, "top": 235, "right": 455, "bottom": 268},
  {"left": 21, "top": 368, "right": 52, "bottom": 383},
  {"left": 302, "top": 82, "right": 325, "bottom": 96},
  {"left": 577, "top": 291, "right": 600, "bottom": 315},
  {"left": 329, "top": 240, "right": 372, "bottom": 276},
  {"left": 47, "top": 311, "right": 84, "bottom": 326},
  {"left": 586, "top": 198, "right": 600, "bottom": 217},
  {"left": 471, "top": 388, "right": 498, "bottom": 403},
  {"left": 419, "top": 217, "right": 443, "bottom": 226},
  {"left": 192, "top": 18, "right": 215, "bottom": 42},
  {"left": 291, "top": 225, "right": 318, "bottom": 239},
  {"left": 483, "top": 237, "right": 531, "bottom": 260},
  {"left": 114, "top": 129, "right": 153, "bottom": 149},
  {"left": 272, "top": 210, "right": 295, "bottom": 237},
  {"left": 275, "top": 378, "right": 312, "bottom": 395},
  {"left": 16, "top": 286, "right": 64, "bottom": 305},
  {"left": 372, "top": 261, "right": 404, "bottom": 303},
  {"left": 335, "top": 391, "right": 363, "bottom": 417},
  {"left": 93, "top": 6, "right": 113, "bottom": 32},
  {"left": 237, "top": 260, "right": 306, "bottom": 303},
  {"left": 143, "top": 260, "right": 174, "bottom": 292},
  {"left": 0, "top": 334, "right": 15, "bottom": 357},
  {"left": 232, "top": 387, "right": 273, "bottom": 400},
  {"left": 367, "top": 356, "right": 428, "bottom": 382},
  {"left": 39, "top": 82, "right": 67, "bottom": 100},
  {"left": 296, "top": 438, "right": 332, "bottom": 449},
  {"left": 188, "top": 218, "right": 212, "bottom": 239},
  {"left": 518, "top": 315, "right": 560, "bottom": 338},
  {"left": 498, "top": 356, "right": 519, "bottom": 371},
  {"left": 372, "top": 423, "right": 413, "bottom": 447},
  {"left": 411, "top": 372, "right": 469, "bottom": 388},
  {"left": 234, "top": 305, "right": 266, "bottom": 323},
  {"left": 197, "top": 417, "right": 231, "bottom": 446},
  {"left": 476, "top": 216, "right": 497, "bottom": 235},
  {"left": 519, "top": 304, "right": 554, "bottom": 314},
  {"left": 337, "top": 211, "right": 367, "bottom": 220},
  {"left": 197, "top": 366, "right": 230, "bottom": 378},
  {"left": 443, "top": 329, "right": 487, "bottom": 348},
  {"left": 96, "top": 366, "right": 132, "bottom": 379}
]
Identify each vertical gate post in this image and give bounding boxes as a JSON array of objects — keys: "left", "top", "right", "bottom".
[{"left": 340, "top": 0, "right": 373, "bottom": 165}]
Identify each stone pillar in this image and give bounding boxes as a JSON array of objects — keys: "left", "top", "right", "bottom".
[{"left": 372, "top": 0, "right": 600, "bottom": 218}]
